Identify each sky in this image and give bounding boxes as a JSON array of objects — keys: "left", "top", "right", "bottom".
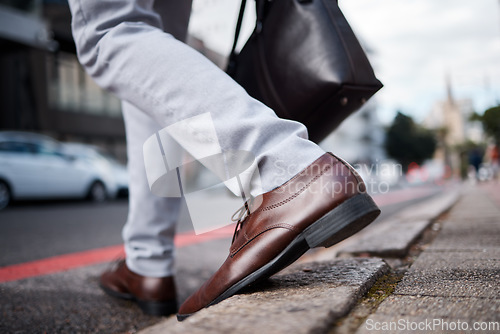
[{"left": 188, "top": 0, "right": 500, "bottom": 125}]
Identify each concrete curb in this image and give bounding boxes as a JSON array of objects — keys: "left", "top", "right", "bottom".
[
  {"left": 337, "top": 190, "right": 460, "bottom": 257},
  {"left": 140, "top": 258, "right": 389, "bottom": 334}
]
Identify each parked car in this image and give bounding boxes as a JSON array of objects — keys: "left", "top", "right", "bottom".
[
  {"left": 0, "top": 131, "right": 128, "bottom": 210},
  {"left": 61, "top": 142, "right": 129, "bottom": 198}
]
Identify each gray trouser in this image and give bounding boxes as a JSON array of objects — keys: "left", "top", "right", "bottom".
[{"left": 68, "top": 0, "right": 325, "bottom": 277}]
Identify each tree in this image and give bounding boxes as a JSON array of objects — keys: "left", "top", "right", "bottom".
[
  {"left": 474, "top": 105, "right": 500, "bottom": 144},
  {"left": 385, "top": 112, "right": 437, "bottom": 172}
]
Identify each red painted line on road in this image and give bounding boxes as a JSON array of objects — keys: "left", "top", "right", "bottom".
[
  {"left": 174, "top": 224, "right": 234, "bottom": 247},
  {"left": 0, "top": 225, "right": 234, "bottom": 283},
  {"left": 0, "top": 244, "right": 125, "bottom": 284},
  {"left": 0, "top": 187, "right": 440, "bottom": 284}
]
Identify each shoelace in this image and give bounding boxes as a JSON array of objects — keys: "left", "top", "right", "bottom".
[{"left": 230, "top": 198, "right": 254, "bottom": 244}]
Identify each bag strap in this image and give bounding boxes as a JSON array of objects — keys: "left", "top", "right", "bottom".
[
  {"left": 227, "top": 0, "right": 268, "bottom": 74},
  {"left": 230, "top": 0, "right": 248, "bottom": 57},
  {"left": 227, "top": 0, "right": 247, "bottom": 74}
]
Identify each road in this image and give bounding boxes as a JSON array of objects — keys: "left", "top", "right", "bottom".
[{"left": 0, "top": 183, "right": 443, "bottom": 267}]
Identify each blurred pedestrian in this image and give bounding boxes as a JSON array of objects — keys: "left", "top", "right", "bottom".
[
  {"left": 468, "top": 147, "right": 483, "bottom": 181},
  {"left": 67, "top": 0, "right": 380, "bottom": 319}
]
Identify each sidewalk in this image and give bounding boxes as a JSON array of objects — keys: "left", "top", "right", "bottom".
[
  {"left": 356, "top": 182, "right": 500, "bottom": 334},
  {"left": 141, "top": 182, "right": 499, "bottom": 334}
]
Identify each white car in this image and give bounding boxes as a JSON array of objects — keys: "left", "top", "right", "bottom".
[
  {"left": 61, "top": 142, "right": 129, "bottom": 198},
  {"left": 0, "top": 131, "right": 128, "bottom": 210}
]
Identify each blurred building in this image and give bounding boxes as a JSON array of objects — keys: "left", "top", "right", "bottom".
[
  {"left": 0, "top": 1, "right": 231, "bottom": 162},
  {"left": 424, "top": 76, "right": 483, "bottom": 175},
  {"left": 320, "top": 99, "right": 386, "bottom": 165},
  {"left": 0, "top": 0, "right": 127, "bottom": 160},
  {"left": 424, "top": 78, "right": 482, "bottom": 145}
]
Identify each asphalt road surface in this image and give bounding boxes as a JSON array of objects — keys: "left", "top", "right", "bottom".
[{"left": 0, "top": 183, "right": 443, "bottom": 266}]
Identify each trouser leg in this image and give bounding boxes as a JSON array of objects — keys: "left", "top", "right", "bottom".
[
  {"left": 122, "top": 101, "right": 182, "bottom": 277},
  {"left": 113, "top": 1, "right": 191, "bottom": 278}
]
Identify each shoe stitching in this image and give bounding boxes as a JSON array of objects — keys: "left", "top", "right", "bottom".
[
  {"left": 257, "top": 163, "right": 333, "bottom": 212},
  {"left": 243, "top": 222, "right": 299, "bottom": 240},
  {"left": 231, "top": 223, "right": 298, "bottom": 257}
]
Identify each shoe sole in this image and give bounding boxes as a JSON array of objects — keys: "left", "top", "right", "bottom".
[
  {"left": 100, "top": 283, "right": 178, "bottom": 317},
  {"left": 177, "top": 192, "right": 380, "bottom": 321}
]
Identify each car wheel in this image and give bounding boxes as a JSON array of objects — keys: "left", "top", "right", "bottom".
[
  {"left": 0, "top": 181, "right": 11, "bottom": 210},
  {"left": 87, "top": 181, "right": 107, "bottom": 203}
]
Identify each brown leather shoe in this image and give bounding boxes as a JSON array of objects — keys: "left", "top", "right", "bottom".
[
  {"left": 99, "top": 260, "right": 177, "bottom": 316},
  {"left": 177, "top": 153, "right": 380, "bottom": 320}
]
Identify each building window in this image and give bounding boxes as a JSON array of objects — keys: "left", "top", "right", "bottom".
[{"left": 48, "top": 52, "right": 122, "bottom": 117}]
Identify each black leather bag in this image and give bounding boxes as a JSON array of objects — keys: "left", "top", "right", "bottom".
[{"left": 227, "top": 0, "right": 383, "bottom": 143}]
